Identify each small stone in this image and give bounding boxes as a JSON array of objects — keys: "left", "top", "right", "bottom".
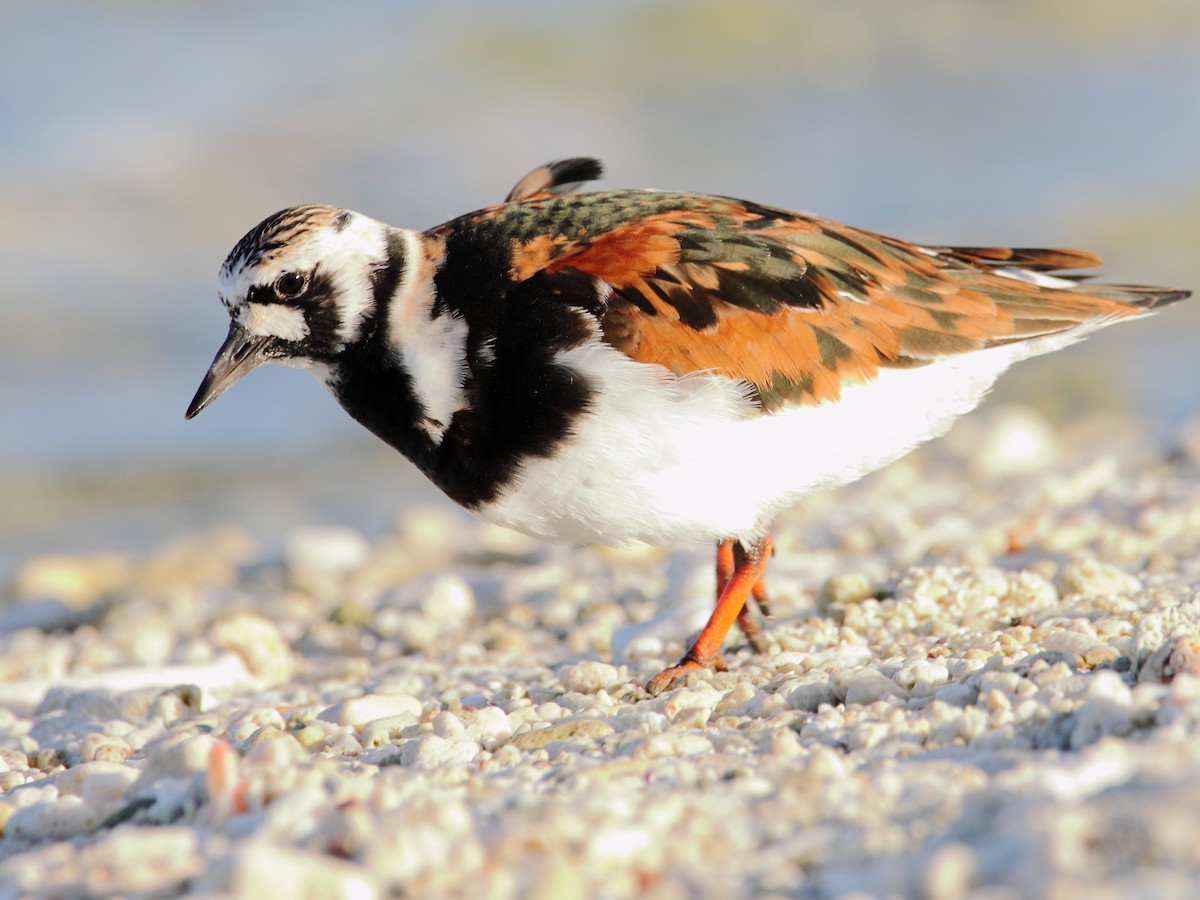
[
  {"left": 842, "top": 670, "right": 908, "bottom": 705},
  {"left": 419, "top": 574, "right": 476, "bottom": 624},
  {"left": 956, "top": 707, "right": 988, "bottom": 743},
  {"left": 1079, "top": 644, "right": 1121, "bottom": 670},
  {"left": 6, "top": 796, "right": 100, "bottom": 842},
  {"left": 628, "top": 731, "right": 714, "bottom": 758},
  {"left": 466, "top": 707, "right": 512, "bottom": 751},
  {"left": 1056, "top": 557, "right": 1141, "bottom": 599},
  {"left": 933, "top": 683, "right": 978, "bottom": 707},
  {"left": 319, "top": 693, "right": 423, "bottom": 729},
  {"left": 211, "top": 613, "right": 293, "bottom": 684},
  {"left": 330, "top": 600, "right": 375, "bottom": 628},
  {"left": 750, "top": 691, "right": 789, "bottom": 718},
  {"left": 893, "top": 658, "right": 950, "bottom": 693},
  {"left": 82, "top": 827, "right": 204, "bottom": 895},
  {"left": 619, "top": 635, "right": 664, "bottom": 660},
  {"left": 760, "top": 727, "right": 804, "bottom": 759},
  {"left": 327, "top": 731, "right": 364, "bottom": 757},
  {"left": 651, "top": 682, "right": 724, "bottom": 721},
  {"left": 786, "top": 673, "right": 836, "bottom": 712},
  {"left": 79, "top": 733, "right": 132, "bottom": 764},
  {"left": 244, "top": 727, "right": 306, "bottom": 766},
  {"left": 1039, "top": 629, "right": 1097, "bottom": 658},
  {"left": 34, "top": 748, "right": 66, "bottom": 772},
  {"left": 559, "top": 661, "right": 620, "bottom": 694},
  {"left": 294, "top": 722, "right": 338, "bottom": 752},
  {"left": 232, "top": 839, "right": 379, "bottom": 900},
  {"left": 398, "top": 734, "right": 480, "bottom": 769},
  {"left": 394, "top": 616, "right": 439, "bottom": 654},
  {"left": 11, "top": 553, "right": 131, "bottom": 606},
  {"left": 54, "top": 761, "right": 138, "bottom": 807},
  {"left": 508, "top": 717, "right": 615, "bottom": 750},
  {"left": 1138, "top": 633, "right": 1200, "bottom": 684},
  {"left": 713, "top": 682, "right": 757, "bottom": 716},
  {"left": 528, "top": 854, "right": 587, "bottom": 900},
  {"left": 432, "top": 711, "right": 466, "bottom": 738},
  {"left": 922, "top": 843, "right": 978, "bottom": 900},
  {"left": 131, "top": 734, "right": 220, "bottom": 794},
  {"left": 972, "top": 405, "right": 1059, "bottom": 478},
  {"left": 151, "top": 685, "right": 203, "bottom": 723},
  {"left": 285, "top": 525, "right": 371, "bottom": 575},
  {"left": 359, "top": 715, "right": 416, "bottom": 749},
  {"left": 816, "top": 573, "right": 877, "bottom": 613},
  {"left": 1071, "top": 671, "right": 1134, "bottom": 748}
]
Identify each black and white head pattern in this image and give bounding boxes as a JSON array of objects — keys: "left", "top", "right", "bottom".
[{"left": 218, "top": 205, "right": 394, "bottom": 366}]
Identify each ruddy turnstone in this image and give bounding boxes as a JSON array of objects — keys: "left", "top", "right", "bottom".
[{"left": 187, "top": 157, "right": 1188, "bottom": 694}]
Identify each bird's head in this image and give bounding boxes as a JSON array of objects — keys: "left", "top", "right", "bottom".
[{"left": 186, "top": 204, "right": 394, "bottom": 419}]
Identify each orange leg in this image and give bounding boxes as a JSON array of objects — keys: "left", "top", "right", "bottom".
[
  {"left": 647, "top": 534, "right": 774, "bottom": 695},
  {"left": 716, "top": 539, "right": 771, "bottom": 651},
  {"left": 731, "top": 541, "right": 772, "bottom": 653}
]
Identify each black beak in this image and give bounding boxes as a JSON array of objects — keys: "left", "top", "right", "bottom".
[{"left": 185, "top": 324, "right": 271, "bottom": 419}]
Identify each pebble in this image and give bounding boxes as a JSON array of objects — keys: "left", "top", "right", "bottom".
[
  {"left": 972, "top": 405, "right": 1060, "bottom": 477},
  {"left": 319, "top": 693, "right": 423, "bottom": 729},
  {"left": 841, "top": 669, "right": 909, "bottom": 705},
  {"left": 1138, "top": 633, "right": 1200, "bottom": 684},
  {"left": 130, "top": 733, "right": 220, "bottom": 794},
  {"left": 466, "top": 706, "right": 512, "bottom": 750},
  {"left": 255, "top": 738, "right": 312, "bottom": 783},
  {"left": 893, "top": 658, "right": 950, "bottom": 693},
  {"left": 398, "top": 734, "right": 480, "bottom": 769},
  {"left": 627, "top": 731, "right": 714, "bottom": 759},
  {"left": 508, "top": 717, "right": 616, "bottom": 750},
  {"left": 418, "top": 574, "right": 476, "bottom": 624},
  {"left": 559, "top": 660, "right": 621, "bottom": 694},
  {"left": 1133, "top": 599, "right": 1200, "bottom": 667},
  {"left": 285, "top": 525, "right": 372, "bottom": 575},
  {"left": 922, "top": 842, "right": 979, "bottom": 900},
  {"left": 10, "top": 553, "right": 131, "bottom": 606},
  {"left": 6, "top": 795, "right": 102, "bottom": 842},
  {"left": 1069, "top": 670, "right": 1135, "bottom": 748},
  {"left": 1057, "top": 557, "right": 1142, "bottom": 599},
  {"left": 359, "top": 715, "right": 419, "bottom": 748},
  {"left": 786, "top": 673, "right": 836, "bottom": 711},
  {"left": 83, "top": 826, "right": 205, "bottom": 895},
  {"left": 816, "top": 572, "right": 877, "bottom": 612},
  {"left": 211, "top": 613, "right": 294, "bottom": 684},
  {"left": 231, "top": 839, "right": 380, "bottom": 900}
]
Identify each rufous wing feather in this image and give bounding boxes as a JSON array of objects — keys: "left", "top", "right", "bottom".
[{"left": 506, "top": 194, "right": 1184, "bottom": 409}]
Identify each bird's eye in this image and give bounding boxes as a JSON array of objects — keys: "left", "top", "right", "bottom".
[{"left": 274, "top": 272, "right": 307, "bottom": 300}]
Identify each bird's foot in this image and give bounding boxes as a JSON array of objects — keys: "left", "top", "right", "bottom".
[{"left": 646, "top": 652, "right": 727, "bottom": 696}]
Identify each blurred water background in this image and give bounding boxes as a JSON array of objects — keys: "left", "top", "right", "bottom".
[{"left": 2, "top": 0, "right": 1199, "bottom": 577}]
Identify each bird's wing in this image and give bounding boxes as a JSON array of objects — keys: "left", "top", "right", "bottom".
[{"left": 498, "top": 190, "right": 1180, "bottom": 409}]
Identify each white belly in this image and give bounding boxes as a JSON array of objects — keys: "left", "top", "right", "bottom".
[{"left": 477, "top": 335, "right": 1066, "bottom": 547}]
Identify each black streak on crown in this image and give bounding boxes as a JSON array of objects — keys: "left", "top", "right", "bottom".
[{"left": 222, "top": 206, "right": 326, "bottom": 275}]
